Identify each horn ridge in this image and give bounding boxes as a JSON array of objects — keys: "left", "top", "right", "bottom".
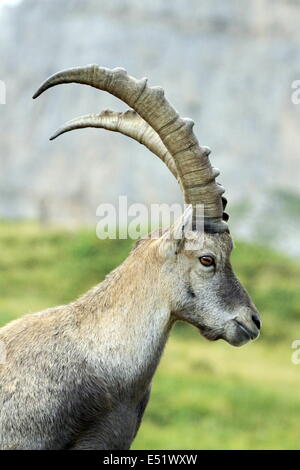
[{"left": 33, "top": 65, "right": 228, "bottom": 232}]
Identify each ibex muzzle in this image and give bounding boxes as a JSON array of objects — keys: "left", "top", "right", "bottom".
[{"left": 0, "top": 65, "right": 260, "bottom": 449}]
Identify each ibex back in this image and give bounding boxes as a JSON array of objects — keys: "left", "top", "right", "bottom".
[{"left": 0, "top": 65, "right": 261, "bottom": 449}]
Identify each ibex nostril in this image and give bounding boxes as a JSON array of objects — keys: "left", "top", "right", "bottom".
[{"left": 252, "top": 314, "right": 261, "bottom": 330}]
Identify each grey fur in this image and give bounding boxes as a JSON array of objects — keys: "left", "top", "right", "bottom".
[
  {"left": 0, "top": 230, "right": 260, "bottom": 450},
  {"left": 0, "top": 65, "right": 260, "bottom": 449}
]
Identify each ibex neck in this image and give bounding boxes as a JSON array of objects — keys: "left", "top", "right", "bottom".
[{"left": 77, "top": 244, "right": 173, "bottom": 393}]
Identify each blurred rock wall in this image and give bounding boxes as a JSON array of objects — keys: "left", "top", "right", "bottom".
[{"left": 0, "top": 0, "right": 300, "bottom": 252}]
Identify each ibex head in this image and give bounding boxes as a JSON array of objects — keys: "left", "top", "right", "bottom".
[
  {"left": 33, "top": 65, "right": 260, "bottom": 347},
  {"left": 154, "top": 227, "right": 260, "bottom": 347}
]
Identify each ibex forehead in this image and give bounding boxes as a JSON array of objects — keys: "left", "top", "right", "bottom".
[{"left": 183, "top": 231, "right": 233, "bottom": 257}]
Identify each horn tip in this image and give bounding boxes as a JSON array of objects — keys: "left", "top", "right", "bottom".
[
  {"left": 32, "top": 90, "right": 40, "bottom": 99},
  {"left": 32, "top": 82, "right": 48, "bottom": 99},
  {"left": 49, "top": 130, "right": 60, "bottom": 141}
]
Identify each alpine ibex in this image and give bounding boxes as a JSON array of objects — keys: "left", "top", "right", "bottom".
[{"left": 0, "top": 65, "right": 261, "bottom": 450}]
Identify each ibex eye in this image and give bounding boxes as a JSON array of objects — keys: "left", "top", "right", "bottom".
[{"left": 199, "top": 256, "right": 214, "bottom": 267}]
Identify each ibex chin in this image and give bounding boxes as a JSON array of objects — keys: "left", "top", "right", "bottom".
[{"left": 0, "top": 65, "right": 261, "bottom": 450}]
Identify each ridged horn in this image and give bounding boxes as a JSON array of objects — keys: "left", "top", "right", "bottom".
[
  {"left": 50, "top": 109, "right": 178, "bottom": 181},
  {"left": 33, "top": 65, "right": 228, "bottom": 233}
]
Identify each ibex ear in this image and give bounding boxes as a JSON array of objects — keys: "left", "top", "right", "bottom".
[{"left": 157, "top": 206, "right": 194, "bottom": 258}]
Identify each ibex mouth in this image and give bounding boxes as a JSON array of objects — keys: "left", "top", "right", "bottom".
[
  {"left": 198, "top": 317, "right": 260, "bottom": 347},
  {"left": 234, "top": 319, "right": 259, "bottom": 341}
]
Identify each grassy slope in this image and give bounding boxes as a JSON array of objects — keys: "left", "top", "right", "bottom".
[{"left": 0, "top": 221, "right": 299, "bottom": 449}]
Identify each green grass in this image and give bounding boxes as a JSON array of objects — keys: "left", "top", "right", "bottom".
[{"left": 0, "top": 221, "right": 299, "bottom": 449}]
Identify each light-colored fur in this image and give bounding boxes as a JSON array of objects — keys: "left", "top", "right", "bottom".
[{"left": 0, "top": 226, "right": 260, "bottom": 449}]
